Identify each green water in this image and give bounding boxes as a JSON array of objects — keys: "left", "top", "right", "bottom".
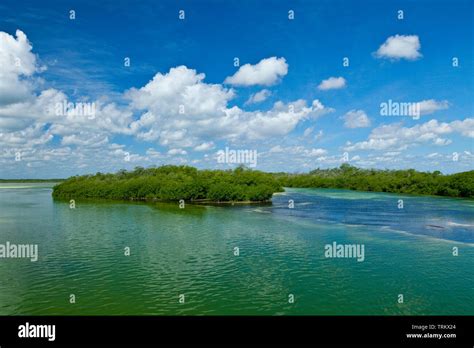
[{"left": 0, "top": 183, "right": 472, "bottom": 315}]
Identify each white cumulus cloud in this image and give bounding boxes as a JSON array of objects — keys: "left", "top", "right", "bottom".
[
  {"left": 343, "top": 109, "right": 371, "bottom": 128},
  {"left": 245, "top": 89, "right": 272, "bottom": 105},
  {"left": 167, "top": 148, "right": 187, "bottom": 155},
  {"left": 344, "top": 118, "right": 473, "bottom": 151},
  {"left": 127, "top": 65, "right": 333, "bottom": 145},
  {"left": 317, "top": 77, "right": 346, "bottom": 90},
  {"left": 375, "top": 34, "right": 422, "bottom": 60},
  {"left": 224, "top": 57, "right": 288, "bottom": 86},
  {"left": 417, "top": 99, "right": 449, "bottom": 115},
  {"left": 0, "top": 29, "right": 42, "bottom": 106},
  {"left": 194, "top": 142, "right": 215, "bottom": 152}
]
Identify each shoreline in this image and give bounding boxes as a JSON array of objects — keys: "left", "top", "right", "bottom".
[
  {"left": 52, "top": 196, "right": 273, "bottom": 206},
  {"left": 2, "top": 181, "right": 472, "bottom": 201}
]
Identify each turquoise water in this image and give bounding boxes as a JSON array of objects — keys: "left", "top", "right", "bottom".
[{"left": 0, "top": 183, "right": 473, "bottom": 315}]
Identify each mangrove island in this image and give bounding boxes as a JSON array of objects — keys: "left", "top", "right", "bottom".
[{"left": 51, "top": 164, "right": 474, "bottom": 202}]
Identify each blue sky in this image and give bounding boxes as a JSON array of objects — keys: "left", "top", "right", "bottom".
[{"left": 0, "top": 0, "right": 472, "bottom": 178}]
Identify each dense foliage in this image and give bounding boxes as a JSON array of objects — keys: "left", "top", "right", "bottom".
[
  {"left": 52, "top": 165, "right": 283, "bottom": 202},
  {"left": 275, "top": 164, "right": 474, "bottom": 198},
  {"left": 52, "top": 164, "right": 474, "bottom": 202}
]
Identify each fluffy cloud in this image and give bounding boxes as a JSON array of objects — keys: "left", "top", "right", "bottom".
[
  {"left": 0, "top": 124, "right": 53, "bottom": 149},
  {"left": 0, "top": 32, "right": 330, "bottom": 169},
  {"left": 167, "top": 148, "right": 187, "bottom": 155},
  {"left": 303, "top": 127, "right": 313, "bottom": 137},
  {"left": 127, "top": 66, "right": 333, "bottom": 145},
  {"left": 417, "top": 99, "right": 449, "bottom": 115},
  {"left": 344, "top": 118, "right": 473, "bottom": 151},
  {"left": 2, "top": 29, "right": 471, "bottom": 177},
  {"left": 317, "top": 77, "right": 346, "bottom": 90},
  {"left": 301, "top": 127, "right": 323, "bottom": 140},
  {"left": 306, "top": 148, "right": 327, "bottom": 156},
  {"left": 375, "top": 35, "right": 422, "bottom": 60},
  {"left": 0, "top": 30, "right": 41, "bottom": 106},
  {"left": 343, "top": 110, "right": 371, "bottom": 128},
  {"left": 242, "top": 99, "right": 332, "bottom": 139},
  {"left": 224, "top": 57, "right": 288, "bottom": 86},
  {"left": 0, "top": 30, "right": 134, "bottom": 139},
  {"left": 264, "top": 145, "right": 327, "bottom": 158},
  {"left": 245, "top": 89, "right": 272, "bottom": 105},
  {"left": 194, "top": 142, "right": 215, "bottom": 151},
  {"left": 450, "top": 118, "right": 474, "bottom": 138},
  {"left": 61, "top": 133, "right": 109, "bottom": 148},
  {"left": 127, "top": 66, "right": 234, "bottom": 117}
]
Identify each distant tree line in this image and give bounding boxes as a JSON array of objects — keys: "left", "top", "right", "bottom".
[
  {"left": 52, "top": 164, "right": 474, "bottom": 202},
  {"left": 275, "top": 163, "right": 474, "bottom": 198}
]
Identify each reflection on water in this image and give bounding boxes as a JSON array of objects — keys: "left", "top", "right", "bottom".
[{"left": 0, "top": 184, "right": 473, "bottom": 315}]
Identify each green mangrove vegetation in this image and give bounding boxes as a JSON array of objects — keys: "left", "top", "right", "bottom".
[
  {"left": 276, "top": 164, "right": 474, "bottom": 198},
  {"left": 51, "top": 164, "right": 474, "bottom": 202},
  {"left": 52, "top": 165, "right": 283, "bottom": 202}
]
